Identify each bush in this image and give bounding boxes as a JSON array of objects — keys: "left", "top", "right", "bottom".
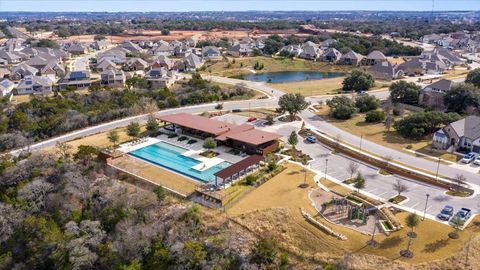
[
  {"left": 342, "top": 69, "right": 375, "bottom": 92},
  {"left": 327, "top": 96, "right": 357, "bottom": 119},
  {"left": 178, "top": 136, "right": 188, "bottom": 141},
  {"left": 389, "top": 81, "right": 421, "bottom": 105},
  {"left": 365, "top": 110, "right": 385, "bottom": 122},
  {"left": 355, "top": 95, "right": 379, "bottom": 112},
  {"left": 187, "top": 139, "right": 197, "bottom": 144},
  {"left": 394, "top": 111, "right": 461, "bottom": 139},
  {"left": 167, "top": 133, "right": 178, "bottom": 138},
  {"left": 153, "top": 186, "right": 166, "bottom": 202},
  {"left": 245, "top": 175, "right": 257, "bottom": 185}
]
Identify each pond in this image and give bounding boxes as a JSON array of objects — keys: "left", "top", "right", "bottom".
[{"left": 236, "top": 71, "right": 345, "bottom": 83}]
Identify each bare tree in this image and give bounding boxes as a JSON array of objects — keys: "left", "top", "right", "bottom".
[
  {"left": 347, "top": 162, "right": 359, "bottom": 180},
  {"left": 385, "top": 115, "right": 394, "bottom": 131},
  {"left": 450, "top": 174, "right": 466, "bottom": 192},
  {"left": 393, "top": 179, "right": 409, "bottom": 197},
  {"left": 56, "top": 141, "right": 73, "bottom": 160},
  {"left": 385, "top": 155, "right": 393, "bottom": 167}
]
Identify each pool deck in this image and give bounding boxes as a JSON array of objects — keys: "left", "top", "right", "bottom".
[{"left": 117, "top": 134, "right": 246, "bottom": 173}]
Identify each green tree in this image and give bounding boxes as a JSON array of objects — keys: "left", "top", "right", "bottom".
[
  {"left": 107, "top": 130, "right": 119, "bottom": 148},
  {"left": 389, "top": 81, "right": 422, "bottom": 105},
  {"left": 287, "top": 131, "right": 298, "bottom": 150},
  {"left": 443, "top": 83, "right": 480, "bottom": 113},
  {"left": 125, "top": 76, "right": 148, "bottom": 90},
  {"left": 394, "top": 111, "right": 461, "bottom": 139},
  {"left": 342, "top": 69, "right": 375, "bottom": 92},
  {"left": 327, "top": 96, "right": 357, "bottom": 119},
  {"left": 37, "top": 39, "right": 60, "bottom": 49},
  {"left": 73, "top": 145, "right": 99, "bottom": 165},
  {"left": 144, "top": 240, "right": 172, "bottom": 269},
  {"left": 183, "top": 241, "right": 207, "bottom": 268},
  {"left": 146, "top": 115, "right": 159, "bottom": 135},
  {"left": 365, "top": 110, "right": 385, "bottom": 123},
  {"left": 250, "top": 238, "right": 278, "bottom": 266},
  {"left": 278, "top": 93, "right": 309, "bottom": 121},
  {"left": 465, "top": 68, "right": 480, "bottom": 88},
  {"left": 153, "top": 186, "right": 166, "bottom": 202},
  {"left": 353, "top": 172, "right": 366, "bottom": 192},
  {"left": 355, "top": 95, "right": 379, "bottom": 112},
  {"left": 94, "top": 34, "right": 106, "bottom": 41},
  {"left": 127, "top": 122, "right": 141, "bottom": 140},
  {"left": 119, "top": 259, "right": 142, "bottom": 270},
  {"left": 161, "top": 29, "right": 170, "bottom": 36},
  {"left": 203, "top": 137, "right": 217, "bottom": 150}
]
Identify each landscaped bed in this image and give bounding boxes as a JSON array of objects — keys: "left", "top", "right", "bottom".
[{"left": 388, "top": 195, "right": 407, "bottom": 204}]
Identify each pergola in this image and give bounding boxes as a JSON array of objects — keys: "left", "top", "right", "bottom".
[{"left": 214, "top": 155, "right": 264, "bottom": 188}]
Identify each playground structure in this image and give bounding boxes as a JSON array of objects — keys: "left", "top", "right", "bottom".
[{"left": 328, "top": 196, "right": 372, "bottom": 225}]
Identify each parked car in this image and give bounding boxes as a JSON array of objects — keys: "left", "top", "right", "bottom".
[
  {"left": 451, "top": 208, "right": 472, "bottom": 226},
  {"left": 461, "top": 152, "right": 476, "bottom": 164},
  {"left": 474, "top": 156, "right": 480, "bottom": 166},
  {"left": 247, "top": 117, "right": 257, "bottom": 122},
  {"left": 306, "top": 135, "right": 317, "bottom": 143},
  {"left": 357, "top": 90, "right": 368, "bottom": 96},
  {"left": 437, "top": 205, "right": 454, "bottom": 221}
]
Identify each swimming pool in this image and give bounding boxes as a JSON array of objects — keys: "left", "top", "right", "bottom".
[{"left": 128, "top": 141, "right": 231, "bottom": 182}]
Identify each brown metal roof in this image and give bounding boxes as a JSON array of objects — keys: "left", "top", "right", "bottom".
[
  {"left": 214, "top": 155, "right": 264, "bottom": 179},
  {"left": 156, "top": 113, "right": 235, "bottom": 136},
  {"left": 225, "top": 129, "right": 282, "bottom": 146}
]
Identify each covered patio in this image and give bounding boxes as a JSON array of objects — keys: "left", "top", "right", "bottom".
[{"left": 214, "top": 155, "right": 264, "bottom": 188}]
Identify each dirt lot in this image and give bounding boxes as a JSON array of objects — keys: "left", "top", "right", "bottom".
[
  {"left": 58, "top": 29, "right": 302, "bottom": 44},
  {"left": 227, "top": 163, "right": 480, "bottom": 269}
]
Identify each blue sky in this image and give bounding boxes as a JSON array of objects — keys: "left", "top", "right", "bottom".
[{"left": 0, "top": 0, "right": 479, "bottom": 12}]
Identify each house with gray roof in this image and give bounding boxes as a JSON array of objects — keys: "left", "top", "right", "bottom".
[
  {"left": 432, "top": 116, "right": 480, "bottom": 154},
  {"left": 321, "top": 48, "right": 342, "bottom": 63},
  {"left": 299, "top": 43, "right": 322, "bottom": 60},
  {"left": 362, "top": 50, "right": 387, "bottom": 66},
  {"left": 153, "top": 44, "right": 175, "bottom": 56},
  {"left": 320, "top": 39, "right": 337, "bottom": 49},
  {"left": 227, "top": 43, "right": 254, "bottom": 57},
  {"left": 124, "top": 57, "right": 149, "bottom": 71},
  {"left": 11, "top": 63, "right": 39, "bottom": 80},
  {"left": 202, "top": 46, "right": 222, "bottom": 61},
  {"left": 0, "top": 50, "right": 21, "bottom": 64},
  {"left": 91, "top": 39, "right": 109, "bottom": 51},
  {"left": 120, "top": 41, "right": 144, "bottom": 54},
  {"left": 96, "top": 59, "right": 117, "bottom": 72},
  {"left": 182, "top": 53, "right": 203, "bottom": 71},
  {"left": 0, "top": 68, "right": 11, "bottom": 79},
  {"left": 0, "top": 57, "right": 7, "bottom": 66},
  {"left": 151, "top": 55, "right": 174, "bottom": 70},
  {"left": 368, "top": 61, "right": 403, "bottom": 81},
  {"left": 98, "top": 48, "right": 127, "bottom": 64},
  {"left": 15, "top": 75, "right": 53, "bottom": 95},
  {"left": 339, "top": 50, "right": 364, "bottom": 66},
  {"left": 145, "top": 68, "right": 178, "bottom": 89},
  {"left": 419, "top": 79, "right": 454, "bottom": 109},
  {"left": 67, "top": 43, "right": 89, "bottom": 55},
  {"left": 101, "top": 69, "right": 126, "bottom": 88}
]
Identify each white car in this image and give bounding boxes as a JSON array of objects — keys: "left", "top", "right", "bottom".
[
  {"left": 474, "top": 156, "right": 480, "bottom": 166},
  {"left": 461, "top": 152, "right": 476, "bottom": 164}
]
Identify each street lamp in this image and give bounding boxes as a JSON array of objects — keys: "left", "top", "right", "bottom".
[
  {"left": 435, "top": 157, "right": 441, "bottom": 180},
  {"left": 423, "top": 193, "right": 430, "bottom": 221},
  {"left": 324, "top": 158, "right": 329, "bottom": 180},
  {"left": 359, "top": 135, "right": 364, "bottom": 152}
]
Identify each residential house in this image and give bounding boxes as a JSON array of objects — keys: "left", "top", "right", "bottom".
[
  {"left": 368, "top": 61, "right": 403, "bottom": 81},
  {"left": 100, "top": 69, "right": 126, "bottom": 88},
  {"left": 91, "top": 39, "right": 109, "bottom": 50},
  {"left": 40, "top": 62, "right": 65, "bottom": 80},
  {"left": 173, "top": 45, "right": 193, "bottom": 57},
  {"left": 422, "top": 34, "right": 443, "bottom": 44},
  {"left": 362, "top": 51, "right": 387, "bottom": 66},
  {"left": 0, "top": 50, "right": 21, "bottom": 64},
  {"left": 185, "top": 37, "right": 198, "bottom": 48},
  {"left": 15, "top": 75, "right": 53, "bottom": 95},
  {"left": 339, "top": 50, "right": 364, "bottom": 66},
  {"left": 145, "top": 68, "right": 177, "bottom": 89},
  {"left": 321, "top": 48, "right": 342, "bottom": 63},
  {"left": 398, "top": 58, "right": 446, "bottom": 76},
  {"left": 120, "top": 41, "right": 144, "bottom": 54},
  {"left": 152, "top": 44, "right": 175, "bottom": 56},
  {"left": 419, "top": 79, "right": 453, "bottom": 110},
  {"left": 432, "top": 116, "right": 480, "bottom": 154},
  {"left": 227, "top": 43, "right": 254, "bottom": 57},
  {"left": 0, "top": 79, "right": 14, "bottom": 99},
  {"left": 202, "top": 46, "right": 222, "bottom": 61},
  {"left": 67, "top": 43, "right": 89, "bottom": 55},
  {"left": 0, "top": 68, "right": 11, "bottom": 79},
  {"left": 299, "top": 42, "right": 322, "bottom": 60},
  {"left": 11, "top": 63, "right": 39, "bottom": 80},
  {"left": 58, "top": 71, "right": 91, "bottom": 89},
  {"left": 179, "top": 53, "right": 203, "bottom": 71},
  {"left": 96, "top": 59, "right": 117, "bottom": 72},
  {"left": 0, "top": 58, "right": 7, "bottom": 66},
  {"left": 320, "top": 39, "right": 336, "bottom": 49},
  {"left": 98, "top": 48, "right": 127, "bottom": 64},
  {"left": 151, "top": 55, "right": 174, "bottom": 70},
  {"left": 280, "top": 44, "right": 302, "bottom": 57},
  {"left": 124, "top": 57, "right": 149, "bottom": 71}
]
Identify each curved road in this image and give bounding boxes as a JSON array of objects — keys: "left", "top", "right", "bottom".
[{"left": 10, "top": 74, "right": 480, "bottom": 186}]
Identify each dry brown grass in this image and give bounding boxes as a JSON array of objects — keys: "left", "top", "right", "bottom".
[
  {"left": 271, "top": 77, "right": 345, "bottom": 96},
  {"left": 227, "top": 163, "right": 480, "bottom": 267},
  {"left": 109, "top": 155, "right": 199, "bottom": 196}
]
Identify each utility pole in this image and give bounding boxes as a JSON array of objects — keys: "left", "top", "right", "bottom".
[
  {"left": 435, "top": 157, "right": 441, "bottom": 180},
  {"left": 359, "top": 135, "right": 363, "bottom": 152},
  {"left": 324, "top": 158, "right": 329, "bottom": 180}
]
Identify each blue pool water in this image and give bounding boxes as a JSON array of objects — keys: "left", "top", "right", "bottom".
[
  {"left": 238, "top": 71, "right": 345, "bottom": 83},
  {"left": 128, "top": 141, "right": 231, "bottom": 182}
]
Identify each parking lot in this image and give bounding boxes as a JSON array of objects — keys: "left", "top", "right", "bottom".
[{"left": 265, "top": 123, "right": 480, "bottom": 221}]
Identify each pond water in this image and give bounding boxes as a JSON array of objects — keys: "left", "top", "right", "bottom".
[{"left": 237, "top": 71, "right": 345, "bottom": 83}]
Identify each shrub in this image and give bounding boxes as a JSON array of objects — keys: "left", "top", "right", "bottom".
[
  {"left": 187, "top": 139, "right": 197, "bottom": 144},
  {"left": 327, "top": 96, "right": 357, "bottom": 119},
  {"left": 167, "top": 133, "right": 178, "bottom": 138},
  {"left": 355, "top": 95, "right": 379, "bottom": 112},
  {"left": 394, "top": 111, "right": 461, "bottom": 139},
  {"left": 178, "top": 136, "right": 188, "bottom": 141},
  {"left": 245, "top": 175, "right": 257, "bottom": 185},
  {"left": 342, "top": 69, "right": 375, "bottom": 92},
  {"left": 365, "top": 110, "right": 385, "bottom": 122}
]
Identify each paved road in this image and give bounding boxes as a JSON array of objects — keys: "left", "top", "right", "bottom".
[
  {"left": 10, "top": 73, "right": 479, "bottom": 186},
  {"left": 262, "top": 121, "right": 479, "bottom": 219}
]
